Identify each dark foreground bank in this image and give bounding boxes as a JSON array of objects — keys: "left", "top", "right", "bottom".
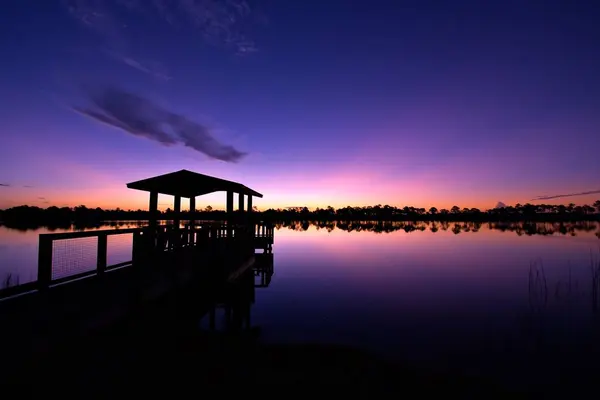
[
  {"left": 1, "top": 276, "right": 598, "bottom": 398},
  {"left": 1, "top": 301, "right": 506, "bottom": 397}
]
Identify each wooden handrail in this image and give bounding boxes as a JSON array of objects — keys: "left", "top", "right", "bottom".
[{"left": 39, "top": 227, "right": 143, "bottom": 240}]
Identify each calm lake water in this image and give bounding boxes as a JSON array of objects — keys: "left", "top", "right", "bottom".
[{"left": 2, "top": 220, "right": 600, "bottom": 384}]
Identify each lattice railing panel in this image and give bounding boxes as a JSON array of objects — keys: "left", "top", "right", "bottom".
[
  {"left": 107, "top": 233, "right": 134, "bottom": 267},
  {"left": 51, "top": 236, "right": 98, "bottom": 281}
]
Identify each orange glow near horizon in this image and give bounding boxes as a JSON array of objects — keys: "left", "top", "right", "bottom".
[
  {"left": 1, "top": 160, "right": 598, "bottom": 211},
  {"left": 2, "top": 181, "right": 599, "bottom": 211}
]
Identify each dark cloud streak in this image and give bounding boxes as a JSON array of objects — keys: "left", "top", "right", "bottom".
[
  {"left": 531, "top": 190, "right": 600, "bottom": 201},
  {"left": 0, "top": 183, "right": 10, "bottom": 187},
  {"left": 73, "top": 86, "right": 246, "bottom": 162}
]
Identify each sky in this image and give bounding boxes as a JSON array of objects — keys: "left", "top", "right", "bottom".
[{"left": 1, "top": 0, "right": 599, "bottom": 211}]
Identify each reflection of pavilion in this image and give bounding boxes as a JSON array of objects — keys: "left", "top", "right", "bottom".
[
  {"left": 254, "top": 253, "right": 274, "bottom": 288},
  {"left": 201, "top": 252, "right": 274, "bottom": 333}
]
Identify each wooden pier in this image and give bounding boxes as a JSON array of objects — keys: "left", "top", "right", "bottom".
[
  {"left": 0, "top": 169, "right": 276, "bottom": 365},
  {"left": 0, "top": 221, "right": 275, "bottom": 366},
  {"left": 1, "top": 169, "right": 274, "bottom": 298},
  {"left": 0, "top": 221, "right": 273, "bottom": 299}
]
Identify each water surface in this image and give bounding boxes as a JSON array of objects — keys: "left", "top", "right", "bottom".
[{"left": 2, "top": 220, "right": 600, "bottom": 383}]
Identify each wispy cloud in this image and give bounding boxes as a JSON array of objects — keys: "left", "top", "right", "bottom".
[
  {"left": 0, "top": 183, "right": 10, "bottom": 187},
  {"left": 104, "top": 50, "right": 172, "bottom": 81},
  {"left": 72, "top": 86, "right": 246, "bottom": 162},
  {"left": 64, "top": 0, "right": 260, "bottom": 78},
  {"left": 38, "top": 197, "right": 46, "bottom": 200},
  {"left": 121, "top": 57, "right": 172, "bottom": 80},
  {"left": 23, "top": 185, "right": 33, "bottom": 188},
  {"left": 147, "top": 0, "right": 259, "bottom": 55},
  {"left": 531, "top": 190, "right": 600, "bottom": 201}
]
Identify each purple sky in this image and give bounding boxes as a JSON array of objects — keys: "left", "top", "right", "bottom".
[{"left": 1, "top": 0, "right": 599, "bottom": 210}]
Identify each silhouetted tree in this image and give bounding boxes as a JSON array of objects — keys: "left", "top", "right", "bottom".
[{"left": 2, "top": 199, "right": 600, "bottom": 229}]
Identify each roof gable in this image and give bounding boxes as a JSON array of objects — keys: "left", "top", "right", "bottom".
[{"left": 126, "top": 169, "right": 263, "bottom": 198}]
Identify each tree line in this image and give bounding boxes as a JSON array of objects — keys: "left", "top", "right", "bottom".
[
  {"left": 1, "top": 201, "right": 600, "bottom": 228},
  {"left": 262, "top": 202, "right": 600, "bottom": 221}
]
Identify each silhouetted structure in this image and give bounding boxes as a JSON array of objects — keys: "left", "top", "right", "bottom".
[
  {"left": 0, "top": 168, "right": 275, "bottom": 370},
  {"left": 127, "top": 169, "right": 262, "bottom": 226}
]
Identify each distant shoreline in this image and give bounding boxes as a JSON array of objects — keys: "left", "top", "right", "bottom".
[{"left": 1, "top": 202, "right": 599, "bottom": 229}]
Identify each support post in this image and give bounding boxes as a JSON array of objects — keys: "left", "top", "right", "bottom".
[
  {"left": 132, "top": 230, "right": 142, "bottom": 267},
  {"left": 97, "top": 234, "right": 107, "bottom": 274},
  {"left": 247, "top": 195, "right": 253, "bottom": 212},
  {"left": 38, "top": 235, "right": 53, "bottom": 290},
  {"left": 238, "top": 193, "right": 245, "bottom": 212},
  {"left": 174, "top": 195, "right": 181, "bottom": 227},
  {"left": 226, "top": 191, "right": 234, "bottom": 215},
  {"left": 149, "top": 191, "right": 159, "bottom": 227},
  {"left": 226, "top": 191, "right": 234, "bottom": 238},
  {"left": 189, "top": 196, "right": 196, "bottom": 245},
  {"left": 148, "top": 191, "right": 159, "bottom": 251},
  {"left": 189, "top": 196, "right": 196, "bottom": 214}
]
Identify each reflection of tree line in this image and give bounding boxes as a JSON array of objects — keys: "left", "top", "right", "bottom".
[
  {"left": 274, "top": 220, "right": 600, "bottom": 238},
  {"left": 1, "top": 219, "right": 149, "bottom": 232}
]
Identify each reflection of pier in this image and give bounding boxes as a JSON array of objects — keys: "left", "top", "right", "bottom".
[
  {"left": 0, "top": 170, "right": 276, "bottom": 362},
  {"left": 203, "top": 253, "right": 275, "bottom": 334},
  {"left": 254, "top": 253, "right": 274, "bottom": 288}
]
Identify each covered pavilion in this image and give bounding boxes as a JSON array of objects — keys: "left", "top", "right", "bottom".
[{"left": 126, "top": 169, "right": 263, "bottom": 226}]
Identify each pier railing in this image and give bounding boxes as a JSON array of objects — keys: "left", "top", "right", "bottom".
[
  {"left": 0, "top": 222, "right": 274, "bottom": 300},
  {"left": 38, "top": 228, "right": 141, "bottom": 290}
]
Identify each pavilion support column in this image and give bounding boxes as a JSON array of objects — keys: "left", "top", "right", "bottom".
[
  {"left": 226, "top": 191, "right": 234, "bottom": 238},
  {"left": 247, "top": 195, "right": 254, "bottom": 236},
  {"left": 189, "top": 197, "right": 196, "bottom": 214},
  {"left": 226, "top": 191, "right": 234, "bottom": 215},
  {"left": 174, "top": 195, "right": 181, "bottom": 229},
  {"left": 238, "top": 193, "right": 246, "bottom": 231},
  {"left": 149, "top": 191, "right": 158, "bottom": 228},
  {"left": 148, "top": 191, "right": 159, "bottom": 251},
  {"left": 238, "top": 193, "right": 245, "bottom": 212},
  {"left": 188, "top": 196, "right": 196, "bottom": 246}
]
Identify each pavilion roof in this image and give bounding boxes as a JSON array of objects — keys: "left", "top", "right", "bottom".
[{"left": 126, "top": 169, "right": 263, "bottom": 198}]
